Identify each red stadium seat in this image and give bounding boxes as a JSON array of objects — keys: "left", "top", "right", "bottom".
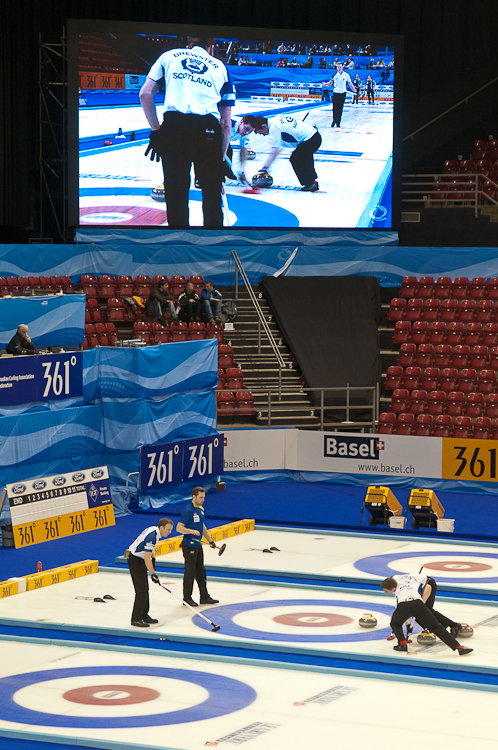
[
  {"left": 427, "top": 390, "right": 446, "bottom": 416},
  {"left": 153, "top": 275, "right": 169, "bottom": 286},
  {"left": 402, "top": 366, "right": 422, "bottom": 390},
  {"left": 440, "top": 367, "right": 458, "bottom": 392},
  {"left": 443, "top": 160, "right": 459, "bottom": 174},
  {"left": 416, "top": 276, "right": 434, "bottom": 299},
  {"left": 107, "top": 298, "right": 125, "bottom": 322},
  {"left": 218, "top": 344, "right": 234, "bottom": 368},
  {"left": 87, "top": 298, "right": 102, "bottom": 322},
  {"left": 446, "top": 391, "right": 465, "bottom": 417},
  {"left": 393, "top": 320, "right": 411, "bottom": 345},
  {"left": 421, "top": 367, "right": 440, "bottom": 391},
  {"left": 470, "top": 277, "right": 489, "bottom": 300},
  {"left": 398, "top": 343, "right": 416, "bottom": 367},
  {"left": 400, "top": 276, "right": 418, "bottom": 299},
  {"left": 405, "top": 298, "right": 424, "bottom": 322},
  {"left": 464, "top": 322, "right": 483, "bottom": 347},
  {"left": 135, "top": 275, "right": 153, "bottom": 297},
  {"left": 171, "top": 330, "right": 189, "bottom": 342},
  {"left": 98, "top": 274, "right": 117, "bottom": 298},
  {"left": 465, "top": 392, "right": 484, "bottom": 417},
  {"left": 428, "top": 321, "right": 446, "bottom": 345},
  {"left": 390, "top": 388, "right": 410, "bottom": 414},
  {"left": 470, "top": 345, "right": 489, "bottom": 369},
  {"left": 453, "top": 416, "right": 473, "bottom": 439},
  {"left": 387, "top": 298, "right": 406, "bottom": 322},
  {"left": 6, "top": 276, "right": 20, "bottom": 292},
  {"left": 458, "top": 368, "right": 477, "bottom": 394},
  {"left": 441, "top": 299, "right": 459, "bottom": 322},
  {"left": 445, "top": 321, "right": 464, "bottom": 345},
  {"left": 217, "top": 391, "right": 236, "bottom": 417},
  {"left": 411, "top": 320, "right": 428, "bottom": 345},
  {"left": 408, "top": 390, "right": 427, "bottom": 415},
  {"left": 451, "top": 344, "right": 470, "bottom": 369},
  {"left": 422, "top": 299, "right": 441, "bottom": 322},
  {"left": 489, "top": 346, "right": 498, "bottom": 370},
  {"left": 385, "top": 366, "right": 403, "bottom": 391},
  {"left": 414, "top": 413, "right": 433, "bottom": 436},
  {"left": 226, "top": 367, "right": 244, "bottom": 391},
  {"left": 105, "top": 322, "right": 120, "bottom": 345},
  {"left": 133, "top": 321, "right": 153, "bottom": 345},
  {"left": 396, "top": 413, "right": 415, "bottom": 435},
  {"left": 415, "top": 344, "right": 434, "bottom": 367},
  {"left": 50, "top": 275, "right": 64, "bottom": 291},
  {"left": 433, "top": 344, "right": 452, "bottom": 368},
  {"left": 433, "top": 414, "right": 453, "bottom": 437},
  {"left": 451, "top": 277, "right": 470, "bottom": 299},
  {"left": 60, "top": 275, "right": 75, "bottom": 292},
  {"left": 485, "top": 393, "right": 498, "bottom": 418},
  {"left": 378, "top": 412, "right": 397, "bottom": 434},
  {"left": 476, "top": 299, "right": 495, "bottom": 322},
  {"left": 118, "top": 275, "right": 135, "bottom": 297},
  {"left": 27, "top": 275, "right": 43, "bottom": 290},
  {"left": 477, "top": 369, "right": 496, "bottom": 394},
  {"left": 236, "top": 391, "right": 256, "bottom": 417},
  {"left": 188, "top": 321, "right": 207, "bottom": 341},
  {"left": 433, "top": 277, "right": 452, "bottom": 299},
  {"left": 457, "top": 299, "right": 476, "bottom": 323},
  {"left": 488, "top": 277, "right": 498, "bottom": 300},
  {"left": 473, "top": 416, "right": 492, "bottom": 440},
  {"left": 482, "top": 323, "right": 498, "bottom": 347}
]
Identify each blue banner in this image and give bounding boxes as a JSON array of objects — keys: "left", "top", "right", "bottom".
[
  {"left": 83, "top": 339, "right": 218, "bottom": 401},
  {"left": 0, "top": 352, "right": 82, "bottom": 407},
  {"left": 0, "top": 295, "right": 85, "bottom": 346},
  {"left": 140, "top": 434, "right": 223, "bottom": 491}
]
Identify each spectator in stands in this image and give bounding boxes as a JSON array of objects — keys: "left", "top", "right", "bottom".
[
  {"left": 178, "top": 282, "right": 201, "bottom": 322},
  {"left": 201, "top": 280, "right": 223, "bottom": 323},
  {"left": 318, "top": 57, "right": 327, "bottom": 69},
  {"left": 6, "top": 324, "right": 37, "bottom": 356},
  {"left": 377, "top": 58, "right": 386, "bottom": 68},
  {"left": 344, "top": 57, "right": 355, "bottom": 70},
  {"left": 388, "top": 57, "right": 395, "bottom": 68},
  {"left": 146, "top": 280, "right": 178, "bottom": 325},
  {"left": 276, "top": 57, "right": 286, "bottom": 67},
  {"left": 301, "top": 57, "right": 313, "bottom": 69},
  {"left": 368, "top": 58, "right": 375, "bottom": 69},
  {"left": 289, "top": 57, "right": 299, "bottom": 67}
]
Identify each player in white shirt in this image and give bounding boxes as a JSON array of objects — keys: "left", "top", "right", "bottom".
[
  {"left": 140, "top": 37, "right": 235, "bottom": 227},
  {"left": 324, "top": 62, "right": 357, "bottom": 127},
  {"left": 227, "top": 115, "right": 256, "bottom": 185},
  {"left": 127, "top": 518, "right": 173, "bottom": 628},
  {"left": 381, "top": 574, "right": 473, "bottom": 655},
  {"left": 253, "top": 114, "right": 322, "bottom": 192}
]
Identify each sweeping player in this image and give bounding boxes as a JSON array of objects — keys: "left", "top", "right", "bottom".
[
  {"left": 228, "top": 114, "right": 257, "bottom": 185},
  {"left": 381, "top": 574, "right": 473, "bottom": 655},
  {"left": 253, "top": 114, "right": 322, "bottom": 192},
  {"left": 177, "top": 486, "right": 219, "bottom": 607},
  {"left": 140, "top": 36, "right": 235, "bottom": 227},
  {"left": 127, "top": 518, "right": 173, "bottom": 628}
]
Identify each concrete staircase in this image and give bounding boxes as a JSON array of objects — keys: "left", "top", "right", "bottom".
[{"left": 220, "top": 285, "right": 320, "bottom": 428}]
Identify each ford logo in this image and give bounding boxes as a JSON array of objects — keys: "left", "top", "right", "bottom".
[
  {"left": 91, "top": 469, "right": 104, "bottom": 479},
  {"left": 53, "top": 476, "right": 66, "bottom": 486},
  {"left": 72, "top": 472, "right": 85, "bottom": 483},
  {"left": 12, "top": 484, "right": 26, "bottom": 494},
  {"left": 32, "top": 480, "right": 46, "bottom": 490}
]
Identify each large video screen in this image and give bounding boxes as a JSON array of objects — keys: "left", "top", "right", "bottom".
[{"left": 68, "top": 20, "right": 401, "bottom": 230}]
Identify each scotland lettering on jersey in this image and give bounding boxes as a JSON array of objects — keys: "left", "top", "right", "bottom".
[{"left": 148, "top": 45, "right": 235, "bottom": 117}]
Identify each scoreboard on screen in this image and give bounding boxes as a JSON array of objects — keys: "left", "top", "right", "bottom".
[
  {"left": 7, "top": 466, "right": 114, "bottom": 549},
  {"left": 270, "top": 82, "right": 322, "bottom": 99},
  {"left": 140, "top": 434, "right": 224, "bottom": 492}
]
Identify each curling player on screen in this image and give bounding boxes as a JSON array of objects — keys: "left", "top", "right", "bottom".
[{"left": 140, "top": 36, "right": 235, "bottom": 228}]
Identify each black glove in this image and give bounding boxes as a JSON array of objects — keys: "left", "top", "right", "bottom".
[
  {"left": 144, "top": 130, "right": 162, "bottom": 162},
  {"left": 151, "top": 574, "right": 160, "bottom": 584},
  {"left": 209, "top": 541, "right": 216, "bottom": 549}
]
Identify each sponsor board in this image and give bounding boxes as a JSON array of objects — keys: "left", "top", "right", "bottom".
[
  {"left": 288, "top": 431, "right": 443, "bottom": 479},
  {"left": 221, "top": 429, "right": 289, "bottom": 472},
  {"left": 442, "top": 438, "right": 498, "bottom": 482}
]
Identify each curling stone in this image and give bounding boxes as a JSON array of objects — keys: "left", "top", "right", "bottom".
[
  {"left": 246, "top": 149, "right": 256, "bottom": 160},
  {"left": 458, "top": 624, "right": 474, "bottom": 638},
  {"left": 417, "top": 629, "right": 437, "bottom": 644},
  {"left": 151, "top": 183, "right": 165, "bottom": 202},
  {"left": 359, "top": 613, "right": 377, "bottom": 628}
]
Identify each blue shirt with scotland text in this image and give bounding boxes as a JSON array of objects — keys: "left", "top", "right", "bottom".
[{"left": 180, "top": 502, "right": 205, "bottom": 547}]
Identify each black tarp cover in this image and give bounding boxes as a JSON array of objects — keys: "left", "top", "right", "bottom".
[{"left": 261, "top": 276, "right": 381, "bottom": 389}]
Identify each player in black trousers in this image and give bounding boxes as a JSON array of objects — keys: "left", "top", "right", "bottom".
[
  {"left": 140, "top": 37, "right": 235, "bottom": 227},
  {"left": 381, "top": 575, "right": 473, "bottom": 655},
  {"left": 177, "top": 486, "right": 219, "bottom": 607}
]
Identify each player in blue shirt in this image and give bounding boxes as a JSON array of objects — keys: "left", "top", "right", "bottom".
[
  {"left": 127, "top": 518, "right": 173, "bottom": 627},
  {"left": 177, "top": 486, "right": 219, "bottom": 607},
  {"left": 140, "top": 36, "right": 235, "bottom": 227}
]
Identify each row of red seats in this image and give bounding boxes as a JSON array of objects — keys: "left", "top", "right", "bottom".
[
  {"left": 80, "top": 274, "right": 205, "bottom": 300},
  {"left": 398, "top": 276, "right": 498, "bottom": 300},
  {"left": 378, "top": 412, "right": 496, "bottom": 439},
  {"left": 386, "top": 366, "right": 496, "bottom": 392},
  {"left": 390, "top": 389, "right": 498, "bottom": 418},
  {"left": 389, "top": 298, "right": 498, "bottom": 322},
  {"left": 216, "top": 367, "right": 245, "bottom": 391},
  {"left": 83, "top": 323, "right": 120, "bottom": 348},
  {"left": 444, "top": 149, "right": 498, "bottom": 170},
  {"left": 393, "top": 320, "right": 498, "bottom": 347},
  {"left": 396, "top": 343, "right": 498, "bottom": 369},
  {"left": 431, "top": 179, "right": 496, "bottom": 204},
  {"left": 131, "top": 321, "right": 225, "bottom": 346},
  {"left": 0, "top": 275, "right": 75, "bottom": 295},
  {"left": 217, "top": 390, "right": 255, "bottom": 418}
]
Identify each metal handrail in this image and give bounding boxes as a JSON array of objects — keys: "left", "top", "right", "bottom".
[
  {"left": 403, "top": 75, "right": 498, "bottom": 142},
  {"left": 230, "top": 249, "right": 287, "bottom": 397},
  {"left": 216, "top": 383, "right": 380, "bottom": 432},
  {"left": 401, "top": 173, "right": 498, "bottom": 218}
]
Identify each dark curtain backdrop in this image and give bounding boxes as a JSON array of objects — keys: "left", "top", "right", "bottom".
[{"left": 2, "top": 0, "right": 498, "bottom": 234}]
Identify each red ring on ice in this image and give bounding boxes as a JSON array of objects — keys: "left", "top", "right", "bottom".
[
  {"left": 424, "top": 561, "right": 492, "bottom": 572},
  {"left": 273, "top": 612, "right": 353, "bottom": 627},
  {"left": 62, "top": 684, "right": 160, "bottom": 705}
]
